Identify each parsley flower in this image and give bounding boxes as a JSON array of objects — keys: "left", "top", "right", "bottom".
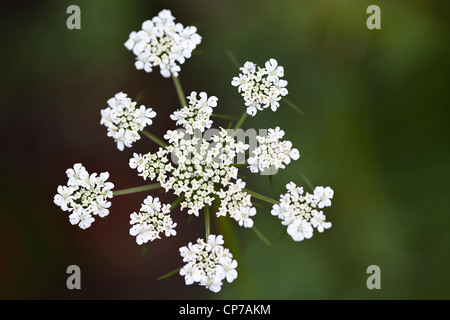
[
  {"left": 54, "top": 163, "right": 114, "bottom": 229},
  {"left": 247, "top": 126, "right": 300, "bottom": 174},
  {"left": 271, "top": 182, "right": 332, "bottom": 241},
  {"left": 100, "top": 92, "right": 156, "bottom": 151},
  {"left": 231, "top": 58, "right": 288, "bottom": 116},
  {"left": 129, "top": 195, "right": 177, "bottom": 245},
  {"left": 124, "top": 9, "right": 201, "bottom": 78},
  {"left": 179, "top": 234, "right": 238, "bottom": 293}
]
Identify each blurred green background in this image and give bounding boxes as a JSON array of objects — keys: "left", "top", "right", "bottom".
[{"left": 1, "top": 0, "right": 449, "bottom": 299}]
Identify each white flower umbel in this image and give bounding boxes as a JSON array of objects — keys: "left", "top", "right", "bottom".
[
  {"left": 271, "top": 182, "right": 332, "bottom": 242},
  {"left": 129, "top": 195, "right": 176, "bottom": 245},
  {"left": 247, "top": 126, "right": 300, "bottom": 174},
  {"left": 54, "top": 163, "right": 114, "bottom": 229},
  {"left": 129, "top": 92, "right": 256, "bottom": 227},
  {"left": 100, "top": 92, "right": 156, "bottom": 151},
  {"left": 170, "top": 91, "right": 218, "bottom": 134},
  {"left": 124, "top": 9, "right": 202, "bottom": 78},
  {"left": 217, "top": 179, "right": 256, "bottom": 228},
  {"left": 231, "top": 58, "right": 288, "bottom": 116},
  {"left": 179, "top": 234, "right": 238, "bottom": 293}
]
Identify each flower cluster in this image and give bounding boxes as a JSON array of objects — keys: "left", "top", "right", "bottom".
[
  {"left": 247, "top": 126, "right": 300, "bottom": 174},
  {"left": 54, "top": 163, "right": 114, "bottom": 229},
  {"left": 231, "top": 59, "right": 288, "bottom": 116},
  {"left": 130, "top": 92, "right": 257, "bottom": 227},
  {"left": 100, "top": 92, "right": 156, "bottom": 151},
  {"left": 129, "top": 196, "right": 177, "bottom": 245},
  {"left": 170, "top": 91, "right": 218, "bottom": 134},
  {"left": 124, "top": 9, "right": 202, "bottom": 78},
  {"left": 271, "top": 182, "right": 333, "bottom": 241},
  {"left": 217, "top": 178, "right": 256, "bottom": 228},
  {"left": 179, "top": 235, "right": 238, "bottom": 293}
]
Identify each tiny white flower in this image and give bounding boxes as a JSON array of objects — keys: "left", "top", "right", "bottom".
[
  {"left": 311, "top": 211, "right": 332, "bottom": 232},
  {"left": 53, "top": 185, "right": 74, "bottom": 211},
  {"left": 180, "top": 264, "right": 202, "bottom": 285},
  {"left": 287, "top": 219, "right": 313, "bottom": 242},
  {"left": 313, "top": 186, "right": 334, "bottom": 208},
  {"left": 69, "top": 210, "right": 95, "bottom": 230}
]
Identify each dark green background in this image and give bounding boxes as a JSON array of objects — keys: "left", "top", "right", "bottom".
[{"left": 1, "top": 0, "right": 449, "bottom": 299}]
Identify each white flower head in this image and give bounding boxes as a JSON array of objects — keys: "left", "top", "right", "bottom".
[
  {"left": 129, "top": 195, "right": 176, "bottom": 245},
  {"left": 124, "top": 9, "right": 201, "bottom": 78},
  {"left": 169, "top": 91, "right": 218, "bottom": 134},
  {"left": 54, "top": 163, "right": 114, "bottom": 229},
  {"left": 272, "top": 182, "right": 332, "bottom": 241},
  {"left": 232, "top": 58, "right": 288, "bottom": 116},
  {"left": 247, "top": 127, "right": 300, "bottom": 174},
  {"left": 179, "top": 235, "right": 238, "bottom": 293},
  {"left": 100, "top": 92, "right": 156, "bottom": 151}
]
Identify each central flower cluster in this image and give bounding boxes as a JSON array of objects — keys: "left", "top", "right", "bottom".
[
  {"left": 124, "top": 9, "right": 201, "bottom": 78},
  {"left": 130, "top": 91, "right": 256, "bottom": 227}
]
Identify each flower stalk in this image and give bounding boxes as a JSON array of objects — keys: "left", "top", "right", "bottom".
[
  {"left": 113, "top": 183, "right": 161, "bottom": 196},
  {"left": 141, "top": 130, "right": 168, "bottom": 148},
  {"left": 172, "top": 75, "right": 188, "bottom": 108}
]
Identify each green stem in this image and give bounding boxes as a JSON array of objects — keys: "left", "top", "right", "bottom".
[
  {"left": 243, "top": 188, "right": 279, "bottom": 205},
  {"left": 172, "top": 75, "right": 187, "bottom": 108},
  {"left": 253, "top": 225, "right": 272, "bottom": 246},
  {"left": 113, "top": 183, "right": 161, "bottom": 196},
  {"left": 225, "top": 48, "right": 241, "bottom": 69},
  {"left": 170, "top": 195, "right": 185, "bottom": 211},
  {"left": 157, "top": 266, "right": 182, "bottom": 280},
  {"left": 205, "top": 204, "right": 211, "bottom": 239},
  {"left": 211, "top": 113, "right": 239, "bottom": 121},
  {"left": 141, "top": 130, "right": 168, "bottom": 148},
  {"left": 234, "top": 111, "right": 248, "bottom": 130},
  {"left": 283, "top": 98, "right": 305, "bottom": 117},
  {"left": 296, "top": 170, "right": 314, "bottom": 192}
]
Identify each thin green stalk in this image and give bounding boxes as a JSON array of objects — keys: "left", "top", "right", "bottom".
[
  {"left": 283, "top": 98, "right": 305, "bottom": 117},
  {"left": 296, "top": 170, "right": 314, "bottom": 192},
  {"left": 170, "top": 195, "right": 185, "bottom": 211},
  {"left": 233, "top": 111, "right": 248, "bottom": 131},
  {"left": 157, "top": 266, "right": 182, "bottom": 280},
  {"left": 205, "top": 204, "right": 211, "bottom": 239},
  {"left": 141, "top": 130, "right": 168, "bottom": 148},
  {"left": 243, "top": 188, "right": 279, "bottom": 205},
  {"left": 113, "top": 183, "right": 161, "bottom": 196},
  {"left": 140, "top": 243, "right": 149, "bottom": 259},
  {"left": 225, "top": 48, "right": 241, "bottom": 69},
  {"left": 211, "top": 113, "right": 239, "bottom": 121},
  {"left": 253, "top": 226, "right": 272, "bottom": 246},
  {"left": 172, "top": 75, "right": 187, "bottom": 107}
]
